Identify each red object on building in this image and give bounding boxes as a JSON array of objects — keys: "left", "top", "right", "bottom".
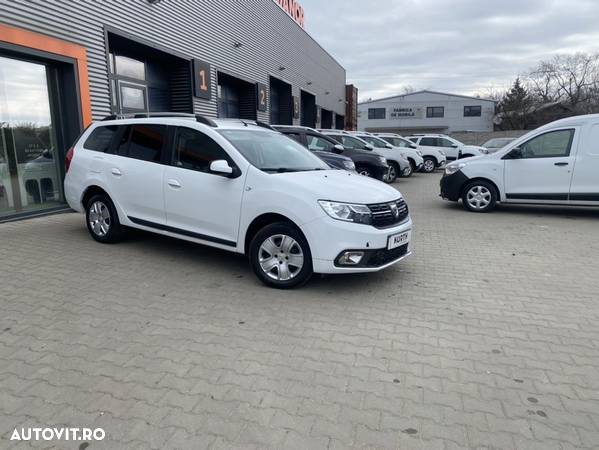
[{"left": 345, "top": 84, "right": 359, "bottom": 130}]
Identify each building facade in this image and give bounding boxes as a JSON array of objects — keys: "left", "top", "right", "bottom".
[
  {"left": 358, "top": 90, "right": 496, "bottom": 134},
  {"left": 0, "top": 0, "right": 347, "bottom": 220}
]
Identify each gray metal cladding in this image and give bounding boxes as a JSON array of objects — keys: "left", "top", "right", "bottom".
[{"left": 0, "top": 0, "right": 347, "bottom": 124}]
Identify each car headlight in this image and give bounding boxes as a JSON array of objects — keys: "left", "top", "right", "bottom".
[
  {"left": 438, "top": 150, "right": 446, "bottom": 156},
  {"left": 401, "top": 152, "right": 408, "bottom": 159},
  {"left": 343, "top": 160, "right": 356, "bottom": 171},
  {"left": 417, "top": 150, "right": 423, "bottom": 156},
  {"left": 318, "top": 200, "right": 372, "bottom": 225},
  {"left": 379, "top": 156, "right": 387, "bottom": 165},
  {"left": 480, "top": 148, "right": 489, "bottom": 154},
  {"left": 445, "top": 162, "right": 466, "bottom": 175}
]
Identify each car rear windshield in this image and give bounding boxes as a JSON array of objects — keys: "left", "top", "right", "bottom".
[{"left": 218, "top": 130, "right": 329, "bottom": 173}]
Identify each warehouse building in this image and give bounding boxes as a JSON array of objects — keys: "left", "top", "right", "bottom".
[
  {"left": 358, "top": 90, "right": 496, "bottom": 134},
  {"left": 0, "top": 0, "right": 348, "bottom": 220}
]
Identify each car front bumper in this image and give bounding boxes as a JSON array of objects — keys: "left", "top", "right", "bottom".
[
  {"left": 440, "top": 170, "right": 469, "bottom": 201},
  {"left": 302, "top": 215, "right": 413, "bottom": 274}
]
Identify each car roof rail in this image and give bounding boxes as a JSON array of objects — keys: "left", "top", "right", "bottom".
[
  {"left": 255, "top": 120, "right": 275, "bottom": 131},
  {"left": 100, "top": 112, "right": 218, "bottom": 127}
]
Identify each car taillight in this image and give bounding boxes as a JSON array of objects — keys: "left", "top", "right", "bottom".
[{"left": 65, "top": 147, "right": 74, "bottom": 173}]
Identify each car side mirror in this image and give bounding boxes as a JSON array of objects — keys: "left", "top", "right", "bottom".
[
  {"left": 333, "top": 144, "right": 344, "bottom": 154},
  {"left": 385, "top": 143, "right": 393, "bottom": 149},
  {"left": 451, "top": 144, "right": 459, "bottom": 148},
  {"left": 210, "top": 159, "right": 236, "bottom": 177},
  {"left": 410, "top": 145, "right": 417, "bottom": 149},
  {"left": 506, "top": 147, "right": 523, "bottom": 159},
  {"left": 365, "top": 144, "right": 375, "bottom": 150}
]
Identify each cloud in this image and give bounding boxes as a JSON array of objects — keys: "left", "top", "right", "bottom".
[{"left": 300, "top": 0, "right": 599, "bottom": 101}]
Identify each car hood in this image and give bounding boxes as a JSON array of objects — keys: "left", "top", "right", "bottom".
[
  {"left": 313, "top": 151, "right": 352, "bottom": 162},
  {"left": 272, "top": 169, "right": 401, "bottom": 204}
]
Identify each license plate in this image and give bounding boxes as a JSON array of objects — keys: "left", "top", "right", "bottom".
[{"left": 388, "top": 230, "right": 410, "bottom": 250}]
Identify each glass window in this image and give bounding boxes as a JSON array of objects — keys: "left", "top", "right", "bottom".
[
  {"left": 114, "top": 55, "right": 145, "bottom": 80},
  {"left": 340, "top": 135, "right": 368, "bottom": 150},
  {"left": 84, "top": 126, "right": 118, "bottom": 153},
  {"left": 368, "top": 108, "right": 386, "bottom": 120},
  {"left": 284, "top": 133, "right": 303, "bottom": 144},
  {"left": 426, "top": 107, "right": 444, "bottom": 118},
  {"left": 218, "top": 130, "right": 328, "bottom": 172},
  {"left": 359, "top": 135, "right": 388, "bottom": 148},
  {"left": 174, "top": 127, "right": 231, "bottom": 172},
  {"left": 519, "top": 129, "right": 574, "bottom": 159},
  {"left": 407, "top": 137, "right": 418, "bottom": 143},
  {"left": 127, "top": 124, "right": 166, "bottom": 163},
  {"left": 464, "top": 105, "right": 482, "bottom": 117},
  {"left": 419, "top": 137, "right": 438, "bottom": 146},
  {"left": 218, "top": 84, "right": 240, "bottom": 119},
  {"left": 307, "top": 135, "right": 335, "bottom": 152},
  {"left": 120, "top": 84, "right": 146, "bottom": 111},
  {"left": 439, "top": 138, "right": 456, "bottom": 147}
]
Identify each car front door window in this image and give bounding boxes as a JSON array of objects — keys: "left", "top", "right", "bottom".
[
  {"left": 519, "top": 129, "right": 574, "bottom": 159},
  {"left": 307, "top": 135, "right": 334, "bottom": 152},
  {"left": 174, "top": 127, "right": 232, "bottom": 173}
]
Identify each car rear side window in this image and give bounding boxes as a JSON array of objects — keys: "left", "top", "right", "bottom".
[
  {"left": 83, "top": 126, "right": 118, "bottom": 152},
  {"left": 117, "top": 124, "right": 166, "bottom": 163},
  {"left": 419, "top": 137, "right": 438, "bottom": 146},
  {"left": 173, "top": 127, "right": 231, "bottom": 172}
]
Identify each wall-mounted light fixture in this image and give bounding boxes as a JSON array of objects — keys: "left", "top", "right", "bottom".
[
  {"left": 279, "top": 66, "right": 286, "bottom": 71},
  {"left": 233, "top": 42, "right": 243, "bottom": 48},
  {"left": 147, "top": 0, "right": 161, "bottom": 4},
  {"left": 325, "top": 91, "right": 330, "bottom": 95},
  {"left": 307, "top": 81, "right": 313, "bottom": 86}
]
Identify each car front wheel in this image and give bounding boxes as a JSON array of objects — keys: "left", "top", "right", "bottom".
[
  {"left": 386, "top": 162, "right": 399, "bottom": 183},
  {"left": 249, "top": 222, "right": 313, "bottom": 289},
  {"left": 422, "top": 157, "right": 436, "bottom": 173},
  {"left": 462, "top": 181, "right": 498, "bottom": 213}
]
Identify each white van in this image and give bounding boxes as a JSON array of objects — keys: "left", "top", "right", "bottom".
[{"left": 440, "top": 114, "right": 599, "bottom": 212}]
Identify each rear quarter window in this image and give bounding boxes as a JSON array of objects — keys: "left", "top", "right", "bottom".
[{"left": 83, "top": 126, "right": 118, "bottom": 152}]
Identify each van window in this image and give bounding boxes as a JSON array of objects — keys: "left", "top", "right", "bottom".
[
  {"left": 174, "top": 127, "right": 231, "bottom": 172},
  {"left": 127, "top": 124, "right": 167, "bottom": 163},
  {"left": 520, "top": 129, "right": 574, "bottom": 158},
  {"left": 84, "top": 126, "right": 118, "bottom": 152}
]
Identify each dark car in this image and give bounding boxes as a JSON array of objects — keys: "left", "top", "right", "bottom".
[
  {"left": 272, "top": 126, "right": 356, "bottom": 172},
  {"left": 274, "top": 126, "right": 389, "bottom": 181}
]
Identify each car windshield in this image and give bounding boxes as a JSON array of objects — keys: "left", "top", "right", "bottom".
[
  {"left": 218, "top": 129, "right": 329, "bottom": 173},
  {"left": 359, "top": 135, "right": 388, "bottom": 148},
  {"left": 483, "top": 138, "right": 514, "bottom": 148}
]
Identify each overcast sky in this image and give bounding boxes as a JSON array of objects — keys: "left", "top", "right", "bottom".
[{"left": 300, "top": 0, "right": 599, "bottom": 102}]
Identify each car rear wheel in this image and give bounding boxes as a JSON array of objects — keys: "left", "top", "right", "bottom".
[
  {"left": 422, "top": 157, "right": 436, "bottom": 173},
  {"left": 249, "top": 222, "right": 313, "bottom": 289},
  {"left": 462, "top": 181, "right": 497, "bottom": 213},
  {"left": 85, "top": 194, "right": 124, "bottom": 243}
]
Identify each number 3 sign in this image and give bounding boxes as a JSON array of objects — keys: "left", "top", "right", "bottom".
[{"left": 192, "top": 59, "right": 211, "bottom": 100}]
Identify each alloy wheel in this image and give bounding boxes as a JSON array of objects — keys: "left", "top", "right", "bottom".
[
  {"left": 89, "top": 201, "right": 111, "bottom": 237},
  {"left": 423, "top": 159, "right": 435, "bottom": 172},
  {"left": 258, "top": 234, "right": 304, "bottom": 281}
]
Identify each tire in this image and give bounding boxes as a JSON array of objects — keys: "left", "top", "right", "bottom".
[
  {"left": 356, "top": 165, "right": 373, "bottom": 178},
  {"left": 461, "top": 180, "right": 498, "bottom": 213},
  {"left": 85, "top": 193, "right": 125, "bottom": 243},
  {"left": 401, "top": 162, "right": 413, "bottom": 178},
  {"left": 386, "top": 162, "right": 399, "bottom": 183},
  {"left": 249, "top": 222, "right": 313, "bottom": 289},
  {"left": 409, "top": 159, "right": 417, "bottom": 173},
  {"left": 422, "top": 157, "right": 437, "bottom": 173}
]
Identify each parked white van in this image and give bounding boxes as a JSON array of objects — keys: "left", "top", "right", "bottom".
[{"left": 440, "top": 114, "right": 599, "bottom": 212}]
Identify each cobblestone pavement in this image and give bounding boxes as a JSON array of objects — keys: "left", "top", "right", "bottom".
[{"left": 1, "top": 173, "right": 599, "bottom": 450}]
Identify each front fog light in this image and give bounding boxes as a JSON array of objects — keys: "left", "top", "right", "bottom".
[{"left": 338, "top": 251, "right": 364, "bottom": 265}]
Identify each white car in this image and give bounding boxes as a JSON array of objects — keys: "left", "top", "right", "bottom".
[
  {"left": 319, "top": 130, "right": 410, "bottom": 183},
  {"left": 407, "top": 134, "right": 486, "bottom": 162},
  {"left": 64, "top": 114, "right": 413, "bottom": 288},
  {"left": 352, "top": 133, "right": 424, "bottom": 179},
  {"left": 375, "top": 133, "right": 443, "bottom": 173},
  {"left": 440, "top": 114, "right": 599, "bottom": 212}
]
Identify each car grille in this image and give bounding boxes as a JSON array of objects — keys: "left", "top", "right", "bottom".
[
  {"left": 366, "top": 244, "right": 409, "bottom": 267},
  {"left": 368, "top": 199, "right": 409, "bottom": 228}
]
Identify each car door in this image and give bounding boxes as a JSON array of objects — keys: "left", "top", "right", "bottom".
[
  {"left": 163, "top": 126, "right": 245, "bottom": 247},
  {"left": 568, "top": 122, "right": 599, "bottom": 204},
  {"left": 503, "top": 128, "right": 577, "bottom": 202},
  {"left": 437, "top": 137, "right": 460, "bottom": 160},
  {"left": 106, "top": 123, "right": 167, "bottom": 224}
]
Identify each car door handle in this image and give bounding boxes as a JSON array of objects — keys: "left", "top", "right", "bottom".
[
  {"left": 167, "top": 179, "right": 181, "bottom": 188},
  {"left": 554, "top": 162, "right": 569, "bottom": 167},
  {"left": 111, "top": 168, "right": 122, "bottom": 176}
]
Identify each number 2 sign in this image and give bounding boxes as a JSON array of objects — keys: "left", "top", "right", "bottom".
[
  {"left": 256, "top": 83, "right": 268, "bottom": 112},
  {"left": 192, "top": 59, "right": 211, "bottom": 100}
]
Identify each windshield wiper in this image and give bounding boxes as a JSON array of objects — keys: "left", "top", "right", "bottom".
[{"left": 261, "top": 167, "right": 326, "bottom": 173}]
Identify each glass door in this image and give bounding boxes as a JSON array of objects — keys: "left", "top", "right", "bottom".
[{"left": 0, "top": 55, "right": 63, "bottom": 218}]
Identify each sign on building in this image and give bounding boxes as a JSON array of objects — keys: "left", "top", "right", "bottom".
[{"left": 273, "top": 0, "right": 305, "bottom": 28}]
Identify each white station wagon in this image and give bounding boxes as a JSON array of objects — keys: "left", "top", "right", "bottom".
[{"left": 64, "top": 114, "right": 413, "bottom": 288}]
